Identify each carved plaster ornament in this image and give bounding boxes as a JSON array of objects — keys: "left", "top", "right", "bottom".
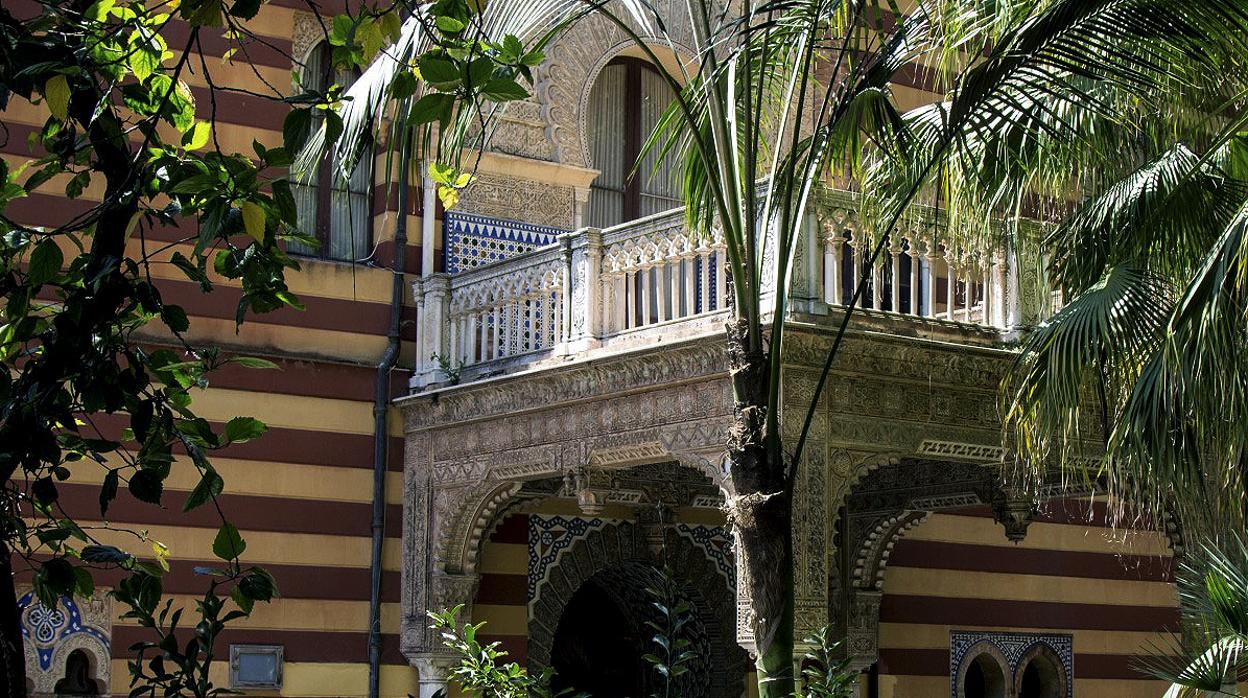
[
  {"left": 568, "top": 466, "right": 609, "bottom": 515},
  {"left": 992, "top": 486, "right": 1036, "bottom": 542}
]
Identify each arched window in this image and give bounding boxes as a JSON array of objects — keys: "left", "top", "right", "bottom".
[
  {"left": 586, "top": 58, "right": 682, "bottom": 229},
  {"left": 957, "top": 649, "right": 1007, "bottom": 698},
  {"left": 290, "top": 42, "right": 373, "bottom": 261},
  {"left": 1015, "top": 646, "right": 1066, "bottom": 698}
]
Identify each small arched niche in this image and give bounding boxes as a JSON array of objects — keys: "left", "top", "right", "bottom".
[
  {"left": 1015, "top": 644, "right": 1067, "bottom": 698},
  {"left": 956, "top": 643, "right": 1008, "bottom": 698},
  {"left": 52, "top": 649, "right": 102, "bottom": 696}
]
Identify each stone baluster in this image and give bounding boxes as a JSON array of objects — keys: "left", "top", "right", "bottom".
[
  {"left": 992, "top": 248, "right": 1008, "bottom": 328},
  {"left": 981, "top": 257, "right": 992, "bottom": 326},
  {"left": 654, "top": 262, "right": 667, "bottom": 324},
  {"left": 944, "top": 248, "right": 956, "bottom": 322},
  {"left": 845, "top": 232, "right": 860, "bottom": 302},
  {"left": 888, "top": 237, "right": 902, "bottom": 313},
  {"left": 668, "top": 254, "right": 681, "bottom": 320},
  {"left": 924, "top": 240, "right": 939, "bottom": 318},
  {"left": 625, "top": 269, "right": 637, "bottom": 329},
  {"left": 823, "top": 227, "right": 842, "bottom": 306},
  {"left": 640, "top": 264, "right": 653, "bottom": 326},
  {"left": 870, "top": 238, "right": 883, "bottom": 310},
  {"left": 683, "top": 254, "right": 696, "bottom": 317},
  {"left": 907, "top": 238, "right": 920, "bottom": 316},
  {"left": 601, "top": 272, "right": 615, "bottom": 334}
]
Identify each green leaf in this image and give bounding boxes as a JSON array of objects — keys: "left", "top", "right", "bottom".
[
  {"left": 282, "top": 108, "right": 313, "bottom": 153},
  {"left": 184, "top": 121, "right": 211, "bottom": 151},
  {"left": 408, "top": 93, "right": 455, "bottom": 127},
  {"left": 28, "top": 238, "right": 63, "bottom": 286},
  {"left": 182, "top": 469, "right": 223, "bottom": 511},
  {"left": 72, "top": 566, "right": 94, "bottom": 599},
  {"left": 231, "top": 356, "right": 279, "bottom": 369},
  {"left": 435, "top": 16, "right": 465, "bottom": 34},
  {"left": 128, "top": 469, "right": 164, "bottom": 504},
  {"left": 44, "top": 75, "right": 70, "bottom": 120},
  {"left": 482, "top": 78, "right": 528, "bottom": 102},
  {"left": 241, "top": 201, "right": 266, "bottom": 241},
  {"left": 230, "top": 0, "right": 261, "bottom": 20},
  {"left": 160, "top": 304, "right": 189, "bottom": 333},
  {"left": 418, "top": 56, "right": 459, "bottom": 86},
  {"left": 222, "top": 416, "right": 267, "bottom": 444},
  {"left": 502, "top": 35, "right": 524, "bottom": 61},
  {"left": 390, "top": 70, "right": 419, "bottom": 99},
  {"left": 99, "top": 469, "right": 119, "bottom": 516},
  {"left": 212, "top": 522, "right": 246, "bottom": 561}
]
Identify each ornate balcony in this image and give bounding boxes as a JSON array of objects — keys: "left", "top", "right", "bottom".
[{"left": 411, "top": 189, "right": 1048, "bottom": 390}]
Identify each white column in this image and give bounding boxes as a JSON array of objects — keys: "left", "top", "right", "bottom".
[
  {"left": 889, "top": 243, "right": 901, "bottom": 313},
  {"left": 945, "top": 254, "right": 956, "bottom": 322},
  {"left": 420, "top": 161, "right": 437, "bottom": 278},
  {"left": 982, "top": 262, "right": 992, "bottom": 326},
  {"left": 846, "top": 235, "right": 859, "bottom": 301},
  {"left": 871, "top": 247, "right": 883, "bottom": 310},
  {"left": 655, "top": 265, "right": 667, "bottom": 323},
  {"left": 625, "top": 271, "right": 637, "bottom": 329},
  {"left": 479, "top": 307, "right": 490, "bottom": 361},
  {"left": 640, "top": 266, "right": 652, "bottom": 325},
  {"left": 908, "top": 241, "right": 920, "bottom": 316},
  {"left": 823, "top": 232, "right": 842, "bottom": 306},
  {"left": 668, "top": 262, "right": 681, "bottom": 319},
  {"left": 924, "top": 245, "right": 939, "bottom": 318},
  {"left": 688, "top": 258, "right": 698, "bottom": 318}
]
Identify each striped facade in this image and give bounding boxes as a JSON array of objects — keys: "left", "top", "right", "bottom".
[
  {"left": 6, "top": 0, "right": 428, "bottom": 694},
  {"left": 4, "top": 2, "right": 1189, "bottom": 697},
  {"left": 875, "top": 501, "right": 1176, "bottom": 698}
]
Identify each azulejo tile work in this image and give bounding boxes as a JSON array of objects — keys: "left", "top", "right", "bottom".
[
  {"left": 675, "top": 523, "right": 735, "bottom": 583},
  {"left": 527, "top": 514, "right": 605, "bottom": 603},
  {"left": 445, "top": 211, "right": 566, "bottom": 273},
  {"left": 949, "top": 631, "right": 1074, "bottom": 698},
  {"left": 18, "top": 592, "right": 111, "bottom": 696}
]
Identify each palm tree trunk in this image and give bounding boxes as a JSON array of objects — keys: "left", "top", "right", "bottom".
[
  {"left": 0, "top": 539, "right": 26, "bottom": 697},
  {"left": 725, "top": 317, "right": 795, "bottom": 698}
]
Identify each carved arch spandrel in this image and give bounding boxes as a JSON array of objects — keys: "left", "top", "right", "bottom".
[{"left": 539, "top": 1, "right": 696, "bottom": 168}]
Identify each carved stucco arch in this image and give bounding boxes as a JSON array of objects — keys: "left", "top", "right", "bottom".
[
  {"left": 526, "top": 521, "right": 749, "bottom": 697},
  {"left": 953, "top": 641, "right": 1011, "bottom": 698},
  {"left": 541, "top": 1, "right": 696, "bottom": 168},
  {"left": 850, "top": 510, "right": 931, "bottom": 592},
  {"left": 435, "top": 443, "right": 730, "bottom": 577},
  {"left": 1012, "top": 642, "right": 1070, "bottom": 698}
]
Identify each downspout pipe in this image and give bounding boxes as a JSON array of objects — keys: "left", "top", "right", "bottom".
[{"left": 369, "top": 141, "right": 411, "bottom": 698}]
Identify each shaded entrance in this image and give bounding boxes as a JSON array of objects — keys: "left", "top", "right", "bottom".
[{"left": 550, "top": 563, "right": 712, "bottom": 698}]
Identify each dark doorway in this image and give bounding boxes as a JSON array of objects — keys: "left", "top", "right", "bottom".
[{"left": 550, "top": 575, "right": 646, "bottom": 698}]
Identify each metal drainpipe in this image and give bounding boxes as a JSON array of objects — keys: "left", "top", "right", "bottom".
[{"left": 368, "top": 141, "right": 411, "bottom": 698}]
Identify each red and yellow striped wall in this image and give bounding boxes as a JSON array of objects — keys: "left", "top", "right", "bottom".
[{"left": 876, "top": 500, "right": 1176, "bottom": 698}]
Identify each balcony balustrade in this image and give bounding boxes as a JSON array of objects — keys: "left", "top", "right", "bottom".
[{"left": 411, "top": 190, "right": 1042, "bottom": 389}]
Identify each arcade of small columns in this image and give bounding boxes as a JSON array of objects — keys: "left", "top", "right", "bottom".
[{"left": 410, "top": 193, "right": 1025, "bottom": 389}]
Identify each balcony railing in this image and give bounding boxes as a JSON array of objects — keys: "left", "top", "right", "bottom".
[{"left": 411, "top": 191, "right": 1033, "bottom": 388}]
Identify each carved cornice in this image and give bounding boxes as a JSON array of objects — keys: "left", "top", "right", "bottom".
[{"left": 400, "top": 336, "right": 729, "bottom": 430}]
